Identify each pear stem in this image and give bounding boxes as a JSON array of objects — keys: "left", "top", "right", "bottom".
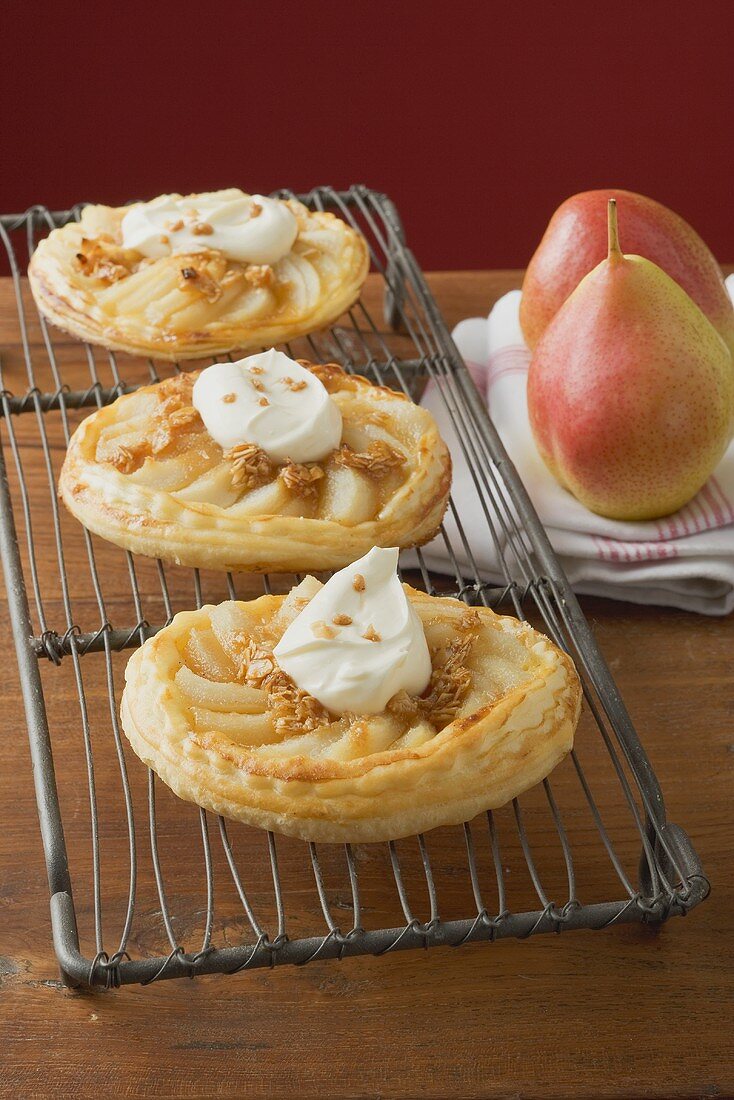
[{"left": 607, "top": 198, "right": 622, "bottom": 260}]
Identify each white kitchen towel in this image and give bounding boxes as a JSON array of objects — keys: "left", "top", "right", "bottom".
[{"left": 418, "top": 285, "right": 734, "bottom": 615}]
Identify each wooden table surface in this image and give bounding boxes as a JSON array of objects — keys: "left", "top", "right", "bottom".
[{"left": 0, "top": 271, "right": 731, "bottom": 1100}]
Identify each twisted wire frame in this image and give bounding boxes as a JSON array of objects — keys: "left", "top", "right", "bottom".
[{"left": 0, "top": 188, "right": 708, "bottom": 989}]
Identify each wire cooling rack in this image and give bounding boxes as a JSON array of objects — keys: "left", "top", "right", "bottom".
[{"left": 0, "top": 187, "right": 708, "bottom": 988}]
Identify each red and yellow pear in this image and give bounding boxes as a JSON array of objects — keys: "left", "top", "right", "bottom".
[
  {"left": 527, "top": 200, "right": 734, "bottom": 521},
  {"left": 520, "top": 189, "right": 734, "bottom": 355}
]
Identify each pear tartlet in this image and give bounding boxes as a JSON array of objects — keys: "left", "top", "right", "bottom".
[
  {"left": 28, "top": 189, "right": 369, "bottom": 360},
  {"left": 121, "top": 579, "right": 582, "bottom": 843},
  {"left": 58, "top": 361, "right": 452, "bottom": 573}
]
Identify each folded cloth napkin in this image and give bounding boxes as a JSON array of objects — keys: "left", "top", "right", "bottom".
[{"left": 418, "top": 282, "right": 734, "bottom": 616}]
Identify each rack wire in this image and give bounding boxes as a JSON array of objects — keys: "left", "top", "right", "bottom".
[{"left": 0, "top": 187, "right": 709, "bottom": 988}]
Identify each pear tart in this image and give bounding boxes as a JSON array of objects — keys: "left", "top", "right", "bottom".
[
  {"left": 28, "top": 192, "right": 369, "bottom": 360},
  {"left": 59, "top": 361, "right": 452, "bottom": 572},
  {"left": 121, "top": 580, "right": 582, "bottom": 843}
]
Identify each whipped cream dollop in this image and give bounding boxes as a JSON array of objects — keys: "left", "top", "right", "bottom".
[
  {"left": 192, "top": 349, "right": 342, "bottom": 463},
  {"left": 274, "top": 547, "right": 432, "bottom": 715},
  {"left": 120, "top": 189, "right": 298, "bottom": 265}
]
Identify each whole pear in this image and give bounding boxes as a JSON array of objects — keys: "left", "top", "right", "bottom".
[
  {"left": 527, "top": 201, "right": 734, "bottom": 521},
  {"left": 520, "top": 189, "right": 734, "bottom": 355}
]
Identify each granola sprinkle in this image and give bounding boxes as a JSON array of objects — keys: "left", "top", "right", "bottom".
[
  {"left": 280, "top": 462, "right": 324, "bottom": 502},
  {"left": 238, "top": 638, "right": 275, "bottom": 685},
  {"left": 362, "top": 625, "right": 381, "bottom": 643},
  {"left": 94, "top": 259, "right": 129, "bottom": 283},
  {"left": 104, "top": 383, "right": 202, "bottom": 470},
  {"left": 386, "top": 689, "right": 419, "bottom": 723},
  {"left": 352, "top": 574, "right": 365, "bottom": 592},
  {"left": 267, "top": 669, "right": 330, "bottom": 736},
  {"left": 161, "top": 405, "right": 201, "bottom": 433},
  {"left": 177, "top": 264, "right": 223, "bottom": 302},
  {"left": 332, "top": 614, "right": 353, "bottom": 626},
  {"left": 74, "top": 239, "right": 133, "bottom": 283},
  {"left": 222, "top": 393, "right": 237, "bottom": 404},
  {"left": 418, "top": 632, "right": 476, "bottom": 728},
  {"left": 244, "top": 264, "right": 274, "bottom": 289},
  {"left": 227, "top": 442, "right": 274, "bottom": 491},
  {"left": 240, "top": 640, "right": 329, "bottom": 735},
  {"left": 191, "top": 222, "right": 214, "bottom": 236},
  {"left": 310, "top": 620, "right": 336, "bottom": 640},
  {"left": 336, "top": 440, "right": 406, "bottom": 478},
  {"left": 176, "top": 253, "right": 226, "bottom": 301},
  {"left": 282, "top": 376, "right": 307, "bottom": 392},
  {"left": 108, "top": 443, "right": 146, "bottom": 474}
]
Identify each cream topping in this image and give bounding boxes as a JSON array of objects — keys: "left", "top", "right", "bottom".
[
  {"left": 191, "top": 349, "right": 342, "bottom": 463},
  {"left": 120, "top": 189, "right": 298, "bottom": 265},
  {"left": 274, "top": 547, "right": 431, "bottom": 714}
]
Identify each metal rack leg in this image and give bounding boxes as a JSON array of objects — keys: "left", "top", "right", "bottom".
[{"left": 377, "top": 192, "right": 408, "bottom": 331}]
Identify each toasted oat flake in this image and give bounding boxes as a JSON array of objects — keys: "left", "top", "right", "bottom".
[
  {"left": 280, "top": 462, "right": 324, "bottom": 501},
  {"left": 221, "top": 268, "right": 245, "bottom": 287},
  {"left": 239, "top": 638, "right": 275, "bottom": 685},
  {"left": 249, "top": 202, "right": 263, "bottom": 218},
  {"left": 268, "top": 669, "right": 329, "bottom": 736},
  {"left": 337, "top": 440, "right": 406, "bottom": 478},
  {"left": 282, "top": 376, "right": 307, "bottom": 392},
  {"left": 362, "top": 625, "right": 381, "bottom": 643},
  {"left": 94, "top": 260, "right": 129, "bottom": 283},
  {"left": 163, "top": 405, "right": 201, "bottom": 434},
  {"left": 192, "top": 222, "right": 214, "bottom": 236},
  {"left": 311, "top": 620, "right": 337, "bottom": 640},
  {"left": 74, "top": 239, "right": 133, "bottom": 283},
  {"left": 165, "top": 219, "right": 184, "bottom": 232},
  {"left": 332, "top": 614, "right": 353, "bottom": 626},
  {"left": 386, "top": 689, "right": 419, "bottom": 723},
  {"left": 105, "top": 395, "right": 188, "bottom": 468},
  {"left": 419, "top": 632, "right": 477, "bottom": 728},
  {"left": 108, "top": 443, "right": 145, "bottom": 474},
  {"left": 178, "top": 265, "right": 222, "bottom": 302},
  {"left": 222, "top": 393, "right": 237, "bottom": 404},
  {"left": 258, "top": 397, "right": 270, "bottom": 407},
  {"left": 240, "top": 641, "right": 329, "bottom": 734},
  {"left": 157, "top": 373, "right": 196, "bottom": 408},
  {"left": 352, "top": 574, "right": 365, "bottom": 592},
  {"left": 244, "top": 264, "right": 274, "bottom": 289},
  {"left": 227, "top": 442, "right": 273, "bottom": 491},
  {"left": 459, "top": 609, "right": 481, "bottom": 632}
]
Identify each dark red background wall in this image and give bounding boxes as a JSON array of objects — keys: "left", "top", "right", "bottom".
[{"left": 2, "top": 1, "right": 733, "bottom": 270}]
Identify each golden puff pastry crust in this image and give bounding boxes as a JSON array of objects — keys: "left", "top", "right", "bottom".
[
  {"left": 121, "top": 581, "right": 582, "bottom": 843},
  {"left": 28, "top": 192, "right": 369, "bottom": 360},
  {"left": 58, "top": 362, "right": 452, "bottom": 573}
]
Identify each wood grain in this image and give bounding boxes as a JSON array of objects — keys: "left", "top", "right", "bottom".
[{"left": 0, "top": 271, "right": 732, "bottom": 1100}]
